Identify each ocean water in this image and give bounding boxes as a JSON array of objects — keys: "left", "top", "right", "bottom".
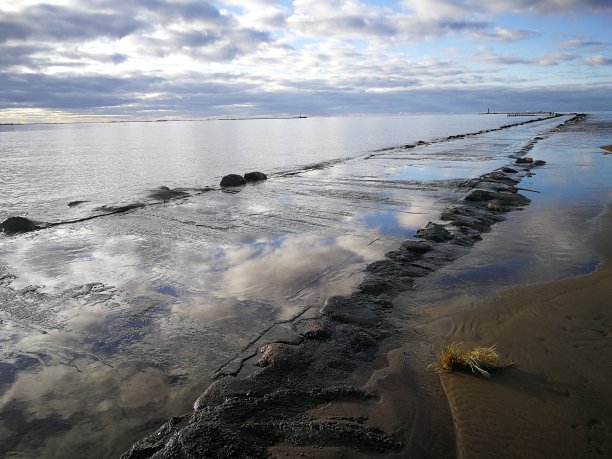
[
  {"left": 0, "top": 113, "right": 593, "bottom": 457},
  {"left": 2, "top": 114, "right": 533, "bottom": 221}
]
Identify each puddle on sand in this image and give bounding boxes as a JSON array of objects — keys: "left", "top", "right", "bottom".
[{"left": 0, "top": 116, "right": 578, "bottom": 457}]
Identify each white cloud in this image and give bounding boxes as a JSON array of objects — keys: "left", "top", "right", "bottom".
[{"left": 584, "top": 55, "right": 612, "bottom": 66}]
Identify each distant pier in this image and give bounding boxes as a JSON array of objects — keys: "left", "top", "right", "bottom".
[{"left": 481, "top": 110, "right": 557, "bottom": 117}]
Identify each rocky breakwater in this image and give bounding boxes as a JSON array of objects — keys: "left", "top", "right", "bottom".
[{"left": 122, "top": 157, "right": 543, "bottom": 458}]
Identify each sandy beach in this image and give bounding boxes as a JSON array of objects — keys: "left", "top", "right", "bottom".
[{"left": 433, "top": 205, "right": 612, "bottom": 458}]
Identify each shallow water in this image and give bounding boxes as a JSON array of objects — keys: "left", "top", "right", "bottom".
[
  {"left": 0, "top": 113, "right": 589, "bottom": 457},
  {"left": 1, "top": 114, "right": 534, "bottom": 222}
]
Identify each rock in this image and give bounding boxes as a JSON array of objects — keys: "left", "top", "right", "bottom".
[
  {"left": 148, "top": 186, "right": 190, "bottom": 201},
  {"left": 465, "top": 189, "right": 494, "bottom": 201},
  {"left": 398, "top": 240, "right": 431, "bottom": 253},
  {"left": 501, "top": 166, "right": 518, "bottom": 173},
  {"left": 244, "top": 171, "right": 267, "bottom": 182},
  {"left": 220, "top": 174, "right": 247, "bottom": 187},
  {"left": 482, "top": 172, "right": 518, "bottom": 183},
  {"left": 322, "top": 295, "right": 381, "bottom": 327},
  {"left": 256, "top": 343, "right": 295, "bottom": 367},
  {"left": 494, "top": 191, "right": 531, "bottom": 206},
  {"left": 94, "top": 203, "right": 145, "bottom": 214},
  {"left": 0, "top": 217, "right": 38, "bottom": 234},
  {"left": 67, "top": 200, "right": 89, "bottom": 207},
  {"left": 415, "top": 222, "right": 453, "bottom": 242},
  {"left": 532, "top": 160, "right": 547, "bottom": 166},
  {"left": 515, "top": 157, "right": 533, "bottom": 164},
  {"left": 487, "top": 202, "right": 509, "bottom": 212},
  {"left": 303, "top": 322, "right": 329, "bottom": 340}
]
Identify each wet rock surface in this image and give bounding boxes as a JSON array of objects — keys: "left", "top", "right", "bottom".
[{"left": 148, "top": 186, "right": 190, "bottom": 201}]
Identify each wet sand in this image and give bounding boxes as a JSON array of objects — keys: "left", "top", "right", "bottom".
[{"left": 433, "top": 205, "right": 612, "bottom": 458}]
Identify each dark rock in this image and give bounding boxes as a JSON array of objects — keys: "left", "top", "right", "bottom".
[
  {"left": 0, "top": 217, "right": 38, "bottom": 235},
  {"left": 94, "top": 203, "right": 145, "bottom": 214},
  {"left": 515, "top": 157, "right": 533, "bottom": 164},
  {"left": 398, "top": 240, "right": 431, "bottom": 253},
  {"left": 465, "top": 189, "right": 494, "bottom": 201},
  {"left": 322, "top": 295, "right": 381, "bottom": 327},
  {"left": 385, "top": 250, "right": 419, "bottom": 263},
  {"left": 493, "top": 191, "right": 531, "bottom": 206},
  {"left": 501, "top": 166, "right": 518, "bottom": 173},
  {"left": 358, "top": 276, "right": 407, "bottom": 295},
  {"left": 415, "top": 222, "right": 453, "bottom": 242},
  {"left": 532, "top": 160, "right": 547, "bottom": 166},
  {"left": 220, "top": 174, "right": 247, "bottom": 187},
  {"left": 303, "top": 322, "right": 329, "bottom": 340},
  {"left": 67, "top": 200, "right": 89, "bottom": 207},
  {"left": 244, "top": 172, "right": 268, "bottom": 182},
  {"left": 350, "top": 331, "right": 377, "bottom": 352},
  {"left": 482, "top": 172, "right": 519, "bottom": 183}
]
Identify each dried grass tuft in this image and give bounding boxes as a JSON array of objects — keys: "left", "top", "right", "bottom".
[{"left": 430, "top": 342, "right": 513, "bottom": 377}]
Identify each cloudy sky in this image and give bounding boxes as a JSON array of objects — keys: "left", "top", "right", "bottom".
[{"left": 1, "top": 0, "right": 610, "bottom": 122}]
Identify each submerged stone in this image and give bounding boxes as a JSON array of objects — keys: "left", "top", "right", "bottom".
[
  {"left": 515, "top": 157, "right": 534, "bottom": 164},
  {"left": 148, "top": 186, "right": 190, "bottom": 201},
  {"left": 532, "top": 159, "right": 547, "bottom": 166},
  {"left": 220, "top": 174, "right": 247, "bottom": 187}
]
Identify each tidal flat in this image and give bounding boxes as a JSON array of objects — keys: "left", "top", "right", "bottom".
[{"left": 1, "top": 113, "right": 610, "bottom": 457}]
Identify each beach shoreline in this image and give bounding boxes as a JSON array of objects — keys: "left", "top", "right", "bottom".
[
  {"left": 121, "top": 114, "right": 602, "bottom": 458},
  {"left": 436, "top": 204, "right": 612, "bottom": 458}
]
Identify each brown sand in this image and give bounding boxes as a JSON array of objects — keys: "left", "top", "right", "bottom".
[{"left": 433, "top": 206, "right": 612, "bottom": 458}]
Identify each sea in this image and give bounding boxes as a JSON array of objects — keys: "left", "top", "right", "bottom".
[{"left": 1, "top": 113, "right": 610, "bottom": 457}]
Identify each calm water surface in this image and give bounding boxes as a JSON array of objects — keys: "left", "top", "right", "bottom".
[{"left": 2, "top": 114, "right": 531, "bottom": 221}]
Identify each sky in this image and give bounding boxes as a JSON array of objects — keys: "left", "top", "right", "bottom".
[{"left": 0, "top": 0, "right": 610, "bottom": 122}]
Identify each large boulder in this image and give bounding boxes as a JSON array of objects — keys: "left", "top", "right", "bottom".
[
  {"left": 0, "top": 216, "right": 38, "bottom": 235},
  {"left": 244, "top": 171, "right": 267, "bottom": 182},
  {"left": 220, "top": 174, "right": 247, "bottom": 187},
  {"left": 515, "top": 157, "right": 533, "bottom": 164}
]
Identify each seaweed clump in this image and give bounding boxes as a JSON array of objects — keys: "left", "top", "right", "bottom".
[{"left": 430, "top": 342, "right": 513, "bottom": 377}]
